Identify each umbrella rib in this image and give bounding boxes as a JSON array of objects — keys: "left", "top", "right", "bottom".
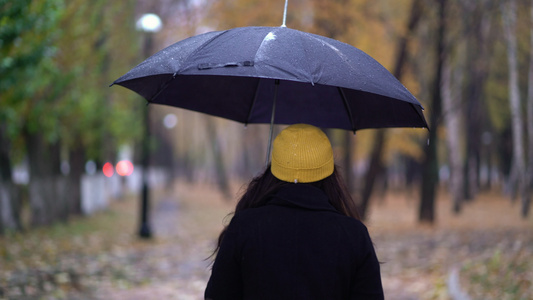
[
  {"left": 338, "top": 87, "right": 357, "bottom": 133},
  {"left": 244, "top": 78, "right": 262, "bottom": 126},
  {"left": 411, "top": 103, "right": 430, "bottom": 131},
  {"left": 148, "top": 73, "right": 178, "bottom": 103}
]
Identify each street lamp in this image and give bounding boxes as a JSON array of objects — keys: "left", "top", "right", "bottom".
[{"left": 137, "top": 13, "right": 162, "bottom": 239}]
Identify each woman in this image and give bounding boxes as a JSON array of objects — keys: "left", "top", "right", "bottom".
[{"left": 205, "top": 124, "right": 384, "bottom": 300}]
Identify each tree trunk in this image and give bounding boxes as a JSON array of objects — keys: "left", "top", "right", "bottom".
[
  {"left": 442, "top": 53, "right": 465, "bottom": 214},
  {"left": 462, "top": 1, "right": 493, "bottom": 202},
  {"left": 25, "top": 130, "right": 65, "bottom": 226},
  {"left": 358, "top": 0, "right": 424, "bottom": 219},
  {"left": 463, "top": 70, "right": 482, "bottom": 202},
  {"left": 419, "top": 136, "right": 439, "bottom": 222},
  {"left": 359, "top": 130, "right": 385, "bottom": 220},
  {"left": 526, "top": 0, "right": 533, "bottom": 216},
  {"left": 206, "top": 118, "right": 232, "bottom": 200},
  {"left": 26, "top": 131, "right": 49, "bottom": 226},
  {"left": 0, "top": 125, "right": 21, "bottom": 233},
  {"left": 499, "top": 125, "right": 514, "bottom": 194},
  {"left": 502, "top": 0, "right": 528, "bottom": 217},
  {"left": 68, "top": 145, "right": 86, "bottom": 215},
  {"left": 419, "top": 0, "right": 446, "bottom": 224}
]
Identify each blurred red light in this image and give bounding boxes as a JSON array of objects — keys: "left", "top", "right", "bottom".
[
  {"left": 103, "top": 162, "right": 114, "bottom": 177},
  {"left": 116, "top": 160, "right": 134, "bottom": 176}
]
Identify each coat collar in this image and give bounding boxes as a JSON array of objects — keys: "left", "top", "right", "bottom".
[{"left": 268, "top": 184, "right": 339, "bottom": 213}]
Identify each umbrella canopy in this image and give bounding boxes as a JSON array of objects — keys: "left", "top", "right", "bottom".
[{"left": 112, "top": 26, "right": 427, "bottom": 132}]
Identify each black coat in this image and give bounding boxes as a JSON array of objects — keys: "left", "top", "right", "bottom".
[{"left": 205, "top": 184, "right": 384, "bottom": 300}]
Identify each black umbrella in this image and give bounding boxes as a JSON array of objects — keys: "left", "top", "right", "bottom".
[{"left": 112, "top": 25, "right": 428, "bottom": 158}]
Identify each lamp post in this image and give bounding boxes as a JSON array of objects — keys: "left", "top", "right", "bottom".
[{"left": 136, "top": 13, "right": 162, "bottom": 238}]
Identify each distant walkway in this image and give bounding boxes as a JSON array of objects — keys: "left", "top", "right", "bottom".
[
  {"left": 91, "top": 183, "right": 533, "bottom": 300},
  {"left": 93, "top": 195, "right": 213, "bottom": 300}
]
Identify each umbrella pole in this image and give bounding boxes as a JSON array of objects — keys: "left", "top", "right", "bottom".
[
  {"left": 282, "top": 0, "right": 288, "bottom": 27},
  {"left": 265, "top": 79, "right": 280, "bottom": 167}
]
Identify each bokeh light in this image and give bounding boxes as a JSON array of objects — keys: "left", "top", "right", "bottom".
[
  {"left": 116, "top": 160, "right": 134, "bottom": 176},
  {"left": 103, "top": 162, "right": 114, "bottom": 177}
]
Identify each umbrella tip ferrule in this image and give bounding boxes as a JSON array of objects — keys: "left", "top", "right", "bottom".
[{"left": 281, "top": 0, "right": 288, "bottom": 27}]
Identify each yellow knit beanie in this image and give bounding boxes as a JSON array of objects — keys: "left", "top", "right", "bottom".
[{"left": 271, "top": 124, "right": 334, "bottom": 183}]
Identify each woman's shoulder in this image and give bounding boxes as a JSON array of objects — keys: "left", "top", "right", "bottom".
[
  {"left": 328, "top": 213, "right": 371, "bottom": 237},
  {"left": 230, "top": 205, "right": 274, "bottom": 223}
]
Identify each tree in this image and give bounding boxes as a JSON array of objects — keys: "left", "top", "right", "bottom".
[
  {"left": 206, "top": 118, "right": 232, "bottom": 200},
  {"left": 206, "top": 0, "right": 290, "bottom": 28},
  {"left": 461, "top": 0, "right": 495, "bottom": 201},
  {"left": 419, "top": 0, "right": 446, "bottom": 223},
  {"left": 25, "top": 0, "right": 141, "bottom": 225},
  {"left": 1, "top": 0, "right": 142, "bottom": 229},
  {"left": 0, "top": 0, "right": 64, "bottom": 230},
  {"left": 442, "top": 44, "right": 465, "bottom": 213},
  {"left": 59, "top": 0, "right": 141, "bottom": 216},
  {"left": 502, "top": 0, "right": 529, "bottom": 217},
  {"left": 359, "top": 0, "right": 424, "bottom": 220},
  {"left": 0, "top": 125, "right": 20, "bottom": 233},
  {"left": 526, "top": 0, "right": 533, "bottom": 216}
]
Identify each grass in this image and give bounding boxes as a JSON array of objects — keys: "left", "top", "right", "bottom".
[
  {"left": 0, "top": 194, "right": 145, "bottom": 299},
  {"left": 363, "top": 187, "right": 533, "bottom": 300},
  {"left": 461, "top": 247, "right": 532, "bottom": 300}
]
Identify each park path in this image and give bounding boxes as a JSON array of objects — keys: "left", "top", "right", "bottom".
[
  {"left": 2, "top": 182, "right": 531, "bottom": 300},
  {"left": 92, "top": 195, "right": 215, "bottom": 299},
  {"left": 93, "top": 196, "right": 423, "bottom": 300},
  {"left": 91, "top": 192, "right": 427, "bottom": 300},
  {"left": 91, "top": 195, "right": 429, "bottom": 300},
  {"left": 91, "top": 184, "right": 532, "bottom": 300}
]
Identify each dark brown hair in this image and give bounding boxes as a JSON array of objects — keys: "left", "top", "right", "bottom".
[{"left": 212, "top": 165, "right": 360, "bottom": 257}]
